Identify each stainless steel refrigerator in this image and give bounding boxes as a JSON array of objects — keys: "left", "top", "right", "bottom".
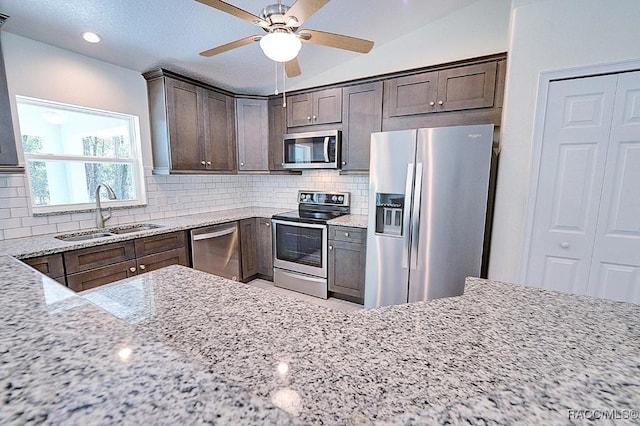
[{"left": 364, "top": 124, "right": 495, "bottom": 308}]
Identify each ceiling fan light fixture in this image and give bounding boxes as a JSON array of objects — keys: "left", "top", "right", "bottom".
[{"left": 259, "top": 31, "right": 301, "bottom": 63}]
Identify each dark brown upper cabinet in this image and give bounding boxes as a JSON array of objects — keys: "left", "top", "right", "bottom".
[
  {"left": 340, "top": 81, "right": 383, "bottom": 172},
  {"left": 286, "top": 88, "right": 342, "bottom": 128},
  {"left": 268, "top": 96, "right": 287, "bottom": 171},
  {"left": 236, "top": 97, "right": 269, "bottom": 172},
  {"left": 0, "top": 16, "right": 23, "bottom": 173},
  {"left": 144, "top": 70, "right": 236, "bottom": 174}
]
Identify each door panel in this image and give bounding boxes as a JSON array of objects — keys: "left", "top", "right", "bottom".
[
  {"left": 588, "top": 71, "right": 640, "bottom": 302},
  {"left": 526, "top": 75, "right": 617, "bottom": 293}
]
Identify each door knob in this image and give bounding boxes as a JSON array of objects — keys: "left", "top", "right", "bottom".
[
  {"left": 129, "top": 267, "right": 136, "bottom": 273},
  {"left": 560, "top": 242, "right": 569, "bottom": 248}
]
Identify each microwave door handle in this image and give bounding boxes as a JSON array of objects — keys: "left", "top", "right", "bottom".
[{"left": 324, "top": 137, "right": 330, "bottom": 162}]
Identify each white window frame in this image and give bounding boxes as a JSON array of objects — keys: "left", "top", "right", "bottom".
[{"left": 16, "top": 96, "right": 147, "bottom": 214}]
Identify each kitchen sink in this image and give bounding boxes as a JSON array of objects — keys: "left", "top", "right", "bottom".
[
  {"left": 56, "top": 232, "right": 116, "bottom": 242},
  {"left": 55, "top": 224, "right": 163, "bottom": 241},
  {"left": 109, "top": 224, "right": 163, "bottom": 234}
]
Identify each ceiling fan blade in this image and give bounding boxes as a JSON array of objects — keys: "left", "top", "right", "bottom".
[
  {"left": 298, "top": 29, "right": 374, "bottom": 54},
  {"left": 285, "top": 59, "right": 302, "bottom": 77},
  {"left": 199, "top": 35, "right": 261, "bottom": 57},
  {"left": 284, "top": 0, "right": 330, "bottom": 27},
  {"left": 195, "top": 0, "right": 269, "bottom": 28}
]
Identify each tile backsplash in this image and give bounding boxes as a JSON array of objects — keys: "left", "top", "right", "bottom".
[{"left": 0, "top": 170, "right": 369, "bottom": 240}]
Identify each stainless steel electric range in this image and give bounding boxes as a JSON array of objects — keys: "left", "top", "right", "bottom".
[{"left": 272, "top": 190, "right": 350, "bottom": 299}]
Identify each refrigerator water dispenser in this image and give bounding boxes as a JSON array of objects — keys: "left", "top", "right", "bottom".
[{"left": 375, "top": 193, "right": 404, "bottom": 236}]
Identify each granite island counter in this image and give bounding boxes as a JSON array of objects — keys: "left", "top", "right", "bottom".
[{"left": 1, "top": 255, "right": 639, "bottom": 424}]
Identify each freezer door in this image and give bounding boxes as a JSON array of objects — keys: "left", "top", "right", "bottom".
[
  {"left": 365, "top": 129, "right": 417, "bottom": 308},
  {"left": 408, "top": 124, "right": 494, "bottom": 301}
]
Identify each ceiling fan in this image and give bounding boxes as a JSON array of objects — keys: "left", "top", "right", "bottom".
[{"left": 196, "top": 0, "right": 374, "bottom": 77}]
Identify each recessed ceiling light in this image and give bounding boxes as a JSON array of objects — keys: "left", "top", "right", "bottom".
[{"left": 82, "top": 31, "right": 101, "bottom": 43}]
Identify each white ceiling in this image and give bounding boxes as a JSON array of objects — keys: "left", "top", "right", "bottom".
[{"left": 0, "top": 0, "right": 508, "bottom": 95}]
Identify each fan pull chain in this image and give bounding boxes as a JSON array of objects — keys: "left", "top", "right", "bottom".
[
  {"left": 282, "top": 62, "right": 287, "bottom": 108},
  {"left": 274, "top": 60, "right": 279, "bottom": 95}
]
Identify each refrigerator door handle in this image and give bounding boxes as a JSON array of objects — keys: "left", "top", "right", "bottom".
[
  {"left": 402, "top": 163, "right": 414, "bottom": 269},
  {"left": 410, "top": 162, "right": 424, "bottom": 270}
]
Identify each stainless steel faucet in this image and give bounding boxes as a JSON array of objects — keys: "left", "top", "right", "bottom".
[{"left": 95, "top": 183, "right": 117, "bottom": 228}]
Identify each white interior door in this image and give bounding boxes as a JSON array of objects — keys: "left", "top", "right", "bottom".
[
  {"left": 588, "top": 71, "right": 640, "bottom": 303},
  {"left": 526, "top": 75, "right": 617, "bottom": 294}
]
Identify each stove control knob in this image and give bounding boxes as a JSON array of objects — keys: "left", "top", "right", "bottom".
[
  {"left": 300, "top": 194, "right": 306, "bottom": 201},
  {"left": 331, "top": 195, "right": 337, "bottom": 202},
  {"left": 338, "top": 196, "right": 344, "bottom": 202},
  {"left": 305, "top": 194, "right": 311, "bottom": 200}
]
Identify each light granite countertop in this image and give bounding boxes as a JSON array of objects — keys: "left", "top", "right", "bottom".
[
  {"left": 2, "top": 255, "right": 639, "bottom": 425},
  {"left": 0, "top": 208, "right": 367, "bottom": 259}
]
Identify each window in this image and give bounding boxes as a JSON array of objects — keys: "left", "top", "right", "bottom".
[{"left": 16, "top": 96, "right": 145, "bottom": 213}]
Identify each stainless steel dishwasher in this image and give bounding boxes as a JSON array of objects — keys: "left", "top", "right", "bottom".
[{"left": 190, "top": 222, "right": 240, "bottom": 281}]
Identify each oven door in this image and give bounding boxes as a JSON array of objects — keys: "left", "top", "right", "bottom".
[{"left": 272, "top": 219, "right": 327, "bottom": 277}]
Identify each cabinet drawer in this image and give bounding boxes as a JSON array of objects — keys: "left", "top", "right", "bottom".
[
  {"left": 64, "top": 241, "right": 136, "bottom": 274},
  {"left": 137, "top": 247, "right": 188, "bottom": 273},
  {"left": 67, "top": 260, "right": 137, "bottom": 292},
  {"left": 329, "top": 226, "right": 366, "bottom": 243},
  {"left": 134, "top": 231, "right": 186, "bottom": 257},
  {"left": 23, "top": 254, "right": 65, "bottom": 279}
]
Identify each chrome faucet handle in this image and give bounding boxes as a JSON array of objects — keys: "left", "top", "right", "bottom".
[{"left": 103, "top": 208, "right": 112, "bottom": 222}]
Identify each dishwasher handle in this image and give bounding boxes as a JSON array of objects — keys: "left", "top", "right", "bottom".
[{"left": 192, "top": 227, "right": 236, "bottom": 241}]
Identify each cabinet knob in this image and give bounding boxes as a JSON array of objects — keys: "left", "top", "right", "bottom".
[
  {"left": 240, "top": 162, "right": 244, "bottom": 166},
  {"left": 312, "top": 115, "right": 317, "bottom": 121},
  {"left": 345, "top": 232, "right": 350, "bottom": 237},
  {"left": 342, "top": 161, "right": 346, "bottom": 165},
  {"left": 429, "top": 101, "right": 435, "bottom": 106},
  {"left": 206, "top": 161, "right": 211, "bottom": 166},
  {"left": 139, "top": 264, "right": 146, "bottom": 270},
  {"left": 307, "top": 116, "right": 312, "bottom": 121},
  {"left": 129, "top": 267, "right": 136, "bottom": 273},
  {"left": 329, "top": 245, "right": 333, "bottom": 250},
  {"left": 560, "top": 242, "right": 569, "bottom": 248},
  {"left": 265, "top": 222, "right": 271, "bottom": 227},
  {"left": 201, "top": 161, "right": 206, "bottom": 165},
  {"left": 438, "top": 100, "right": 444, "bottom": 105},
  {"left": 281, "top": 162, "right": 285, "bottom": 166}
]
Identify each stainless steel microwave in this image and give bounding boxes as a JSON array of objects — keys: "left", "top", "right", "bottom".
[{"left": 282, "top": 130, "right": 341, "bottom": 169}]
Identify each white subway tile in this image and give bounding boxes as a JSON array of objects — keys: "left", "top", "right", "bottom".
[{"left": 4, "top": 227, "right": 32, "bottom": 239}]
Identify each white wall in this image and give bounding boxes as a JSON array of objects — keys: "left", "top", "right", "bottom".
[
  {"left": 489, "top": 0, "right": 640, "bottom": 283},
  {"left": 290, "top": 0, "right": 511, "bottom": 91}
]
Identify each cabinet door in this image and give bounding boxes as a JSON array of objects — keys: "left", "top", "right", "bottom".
[
  {"left": 328, "top": 240, "right": 366, "bottom": 299},
  {"left": 341, "top": 82, "right": 382, "bottom": 171},
  {"left": 23, "top": 254, "right": 65, "bottom": 279},
  {"left": 64, "top": 241, "right": 136, "bottom": 274},
  {"left": 137, "top": 247, "right": 188, "bottom": 274},
  {"left": 436, "top": 61, "right": 497, "bottom": 112},
  {"left": 385, "top": 71, "right": 438, "bottom": 117},
  {"left": 236, "top": 98, "right": 269, "bottom": 171},
  {"left": 314, "top": 88, "right": 342, "bottom": 125},
  {"left": 239, "top": 218, "right": 258, "bottom": 280},
  {"left": 203, "top": 89, "right": 237, "bottom": 171},
  {"left": 287, "top": 93, "right": 314, "bottom": 127},
  {"left": 268, "top": 97, "right": 287, "bottom": 171},
  {"left": 256, "top": 218, "right": 273, "bottom": 279},
  {"left": 134, "top": 231, "right": 186, "bottom": 258},
  {"left": 166, "top": 78, "right": 205, "bottom": 170},
  {"left": 67, "top": 260, "right": 138, "bottom": 292}
]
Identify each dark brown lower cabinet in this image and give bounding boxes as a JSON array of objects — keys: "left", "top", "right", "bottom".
[
  {"left": 22, "top": 253, "right": 66, "bottom": 285},
  {"left": 63, "top": 231, "right": 188, "bottom": 292},
  {"left": 239, "top": 218, "right": 258, "bottom": 281},
  {"left": 328, "top": 226, "right": 366, "bottom": 304},
  {"left": 256, "top": 218, "right": 273, "bottom": 280}
]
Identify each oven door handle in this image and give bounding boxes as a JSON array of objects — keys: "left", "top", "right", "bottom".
[{"left": 272, "top": 219, "right": 327, "bottom": 230}]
